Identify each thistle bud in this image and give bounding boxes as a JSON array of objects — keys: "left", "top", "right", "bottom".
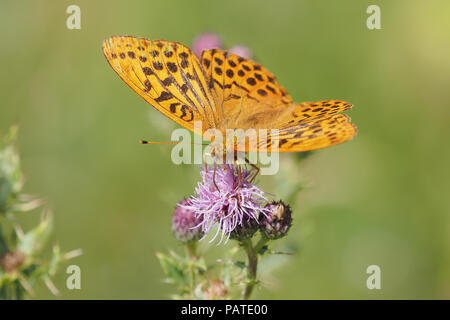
[
  {"left": 172, "top": 199, "right": 204, "bottom": 243},
  {"left": 204, "top": 278, "right": 228, "bottom": 300},
  {"left": 0, "top": 250, "right": 25, "bottom": 273},
  {"left": 259, "top": 201, "right": 292, "bottom": 240}
]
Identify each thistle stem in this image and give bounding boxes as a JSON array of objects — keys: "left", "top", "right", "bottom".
[
  {"left": 185, "top": 242, "right": 197, "bottom": 298},
  {"left": 241, "top": 239, "right": 258, "bottom": 300},
  {"left": 185, "top": 242, "right": 197, "bottom": 260}
]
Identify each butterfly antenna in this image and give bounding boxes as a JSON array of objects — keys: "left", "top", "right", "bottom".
[{"left": 139, "top": 140, "right": 209, "bottom": 146}]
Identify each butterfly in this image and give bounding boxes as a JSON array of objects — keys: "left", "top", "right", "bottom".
[{"left": 102, "top": 36, "right": 356, "bottom": 159}]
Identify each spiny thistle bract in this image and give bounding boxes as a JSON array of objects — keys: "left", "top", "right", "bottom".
[{"left": 260, "top": 200, "right": 293, "bottom": 240}]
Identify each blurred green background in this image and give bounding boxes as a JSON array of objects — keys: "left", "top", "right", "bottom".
[{"left": 1, "top": 0, "right": 449, "bottom": 299}]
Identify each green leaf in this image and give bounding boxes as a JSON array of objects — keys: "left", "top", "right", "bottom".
[
  {"left": 190, "top": 258, "right": 207, "bottom": 272},
  {"left": 9, "top": 194, "right": 45, "bottom": 213},
  {"left": 48, "top": 245, "right": 62, "bottom": 276},
  {"left": 268, "top": 250, "right": 294, "bottom": 255},
  {"left": 258, "top": 245, "right": 269, "bottom": 256},
  {"left": 233, "top": 261, "right": 246, "bottom": 270},
  {"left": 18, "top": 210, "right": 53, "bottom": 257},
  {"left": 0, "top": 126, "right": 23, "bottom": 214},
  {"left": 155, "top": 252, "right": 188, "bottom": 288},
  {"left": 0, "top": 225, "right": 8, "bottom": 255}
]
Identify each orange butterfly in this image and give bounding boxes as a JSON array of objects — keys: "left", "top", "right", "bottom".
[{"left": 102, "top": 36, "right": 356, "bottom": 158}]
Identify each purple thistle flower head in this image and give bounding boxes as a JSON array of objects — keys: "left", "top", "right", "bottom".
[
  {"left": 181, "top": 165, "right": 269, "bottom": 244},
  {"left": 229, "top": 45, "right": 252, "bottom": 60},
  {"left": 172, "top": 199, "right": 204, "bottom": 243},
  {"left": 192, "top": 33, "right": 222, "bottom": 58}
]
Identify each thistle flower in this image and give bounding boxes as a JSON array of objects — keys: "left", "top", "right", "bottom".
[
  {"left": 192, "top": 33, "right": 222, "bottom": 58},
  {"left": 229, "top": 45, "right": 252, "bottom": 59},
  {"left": 182, "top": 165, "right": 269, "bottom": 244},
  {"left": 172, "top": 199, "right": 204, "bottom": 243},
  {"left": 259, "top": 200, "right": 292, "bottom": 240}
]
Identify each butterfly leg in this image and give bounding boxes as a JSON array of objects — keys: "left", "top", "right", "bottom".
[
  {"left": 249, "top": 164, "right": 260, "bottom": 183},
  {"left": 244, "top": 156, "right": 260, "bottom": 183},
  {"left": 235, "top": 160, "right": 242, "bottom": 204},
  {"left": 203, "top": 151, "right": 220, "bottom": 191},
  {"left": 203, "top": 151, "right": 209, "bottom": 174},
  {"left": 212, "top": 163, "right": 220, "bottom": 192}
]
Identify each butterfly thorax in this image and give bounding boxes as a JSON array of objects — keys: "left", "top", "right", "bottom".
[{"left": 207, "top": 140, "right": 244, "bottom": 165}]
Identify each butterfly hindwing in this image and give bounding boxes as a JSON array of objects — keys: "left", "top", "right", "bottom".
[
  {"left": 276, "top": 113, "right": 356, "bottom": 152},
  {"left": 290, "top": 100, "right": 353, "bottom": 123},
  {"left": 244, "top": 113, "right": 356, "bottom": 152},
  {"left": 232, "top": 100, "right": 356, "bottom": 152}
]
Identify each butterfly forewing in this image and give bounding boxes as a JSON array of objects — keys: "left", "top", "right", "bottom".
[{"left": 102, "top": 36, "right": 218, "bottom": 134}]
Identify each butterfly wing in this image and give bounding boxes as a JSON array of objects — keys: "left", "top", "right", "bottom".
[
  {"left": 102, "top": 36, "right": 218, "bottom": 135},
  {"left": 275, "top": 100, "right": 356, "bottom": 151},
  {"left": 200, "top": 49, "right": 292, "bottom": 127},
  {"left": 235, "top": 100, "right": 357, "bottom": 152},
  {"left": 270, "top": 112, "right": 356, "bottom": 152},
  {"left": 200, "top": 49, "right": 356, "bottom": 152}
]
